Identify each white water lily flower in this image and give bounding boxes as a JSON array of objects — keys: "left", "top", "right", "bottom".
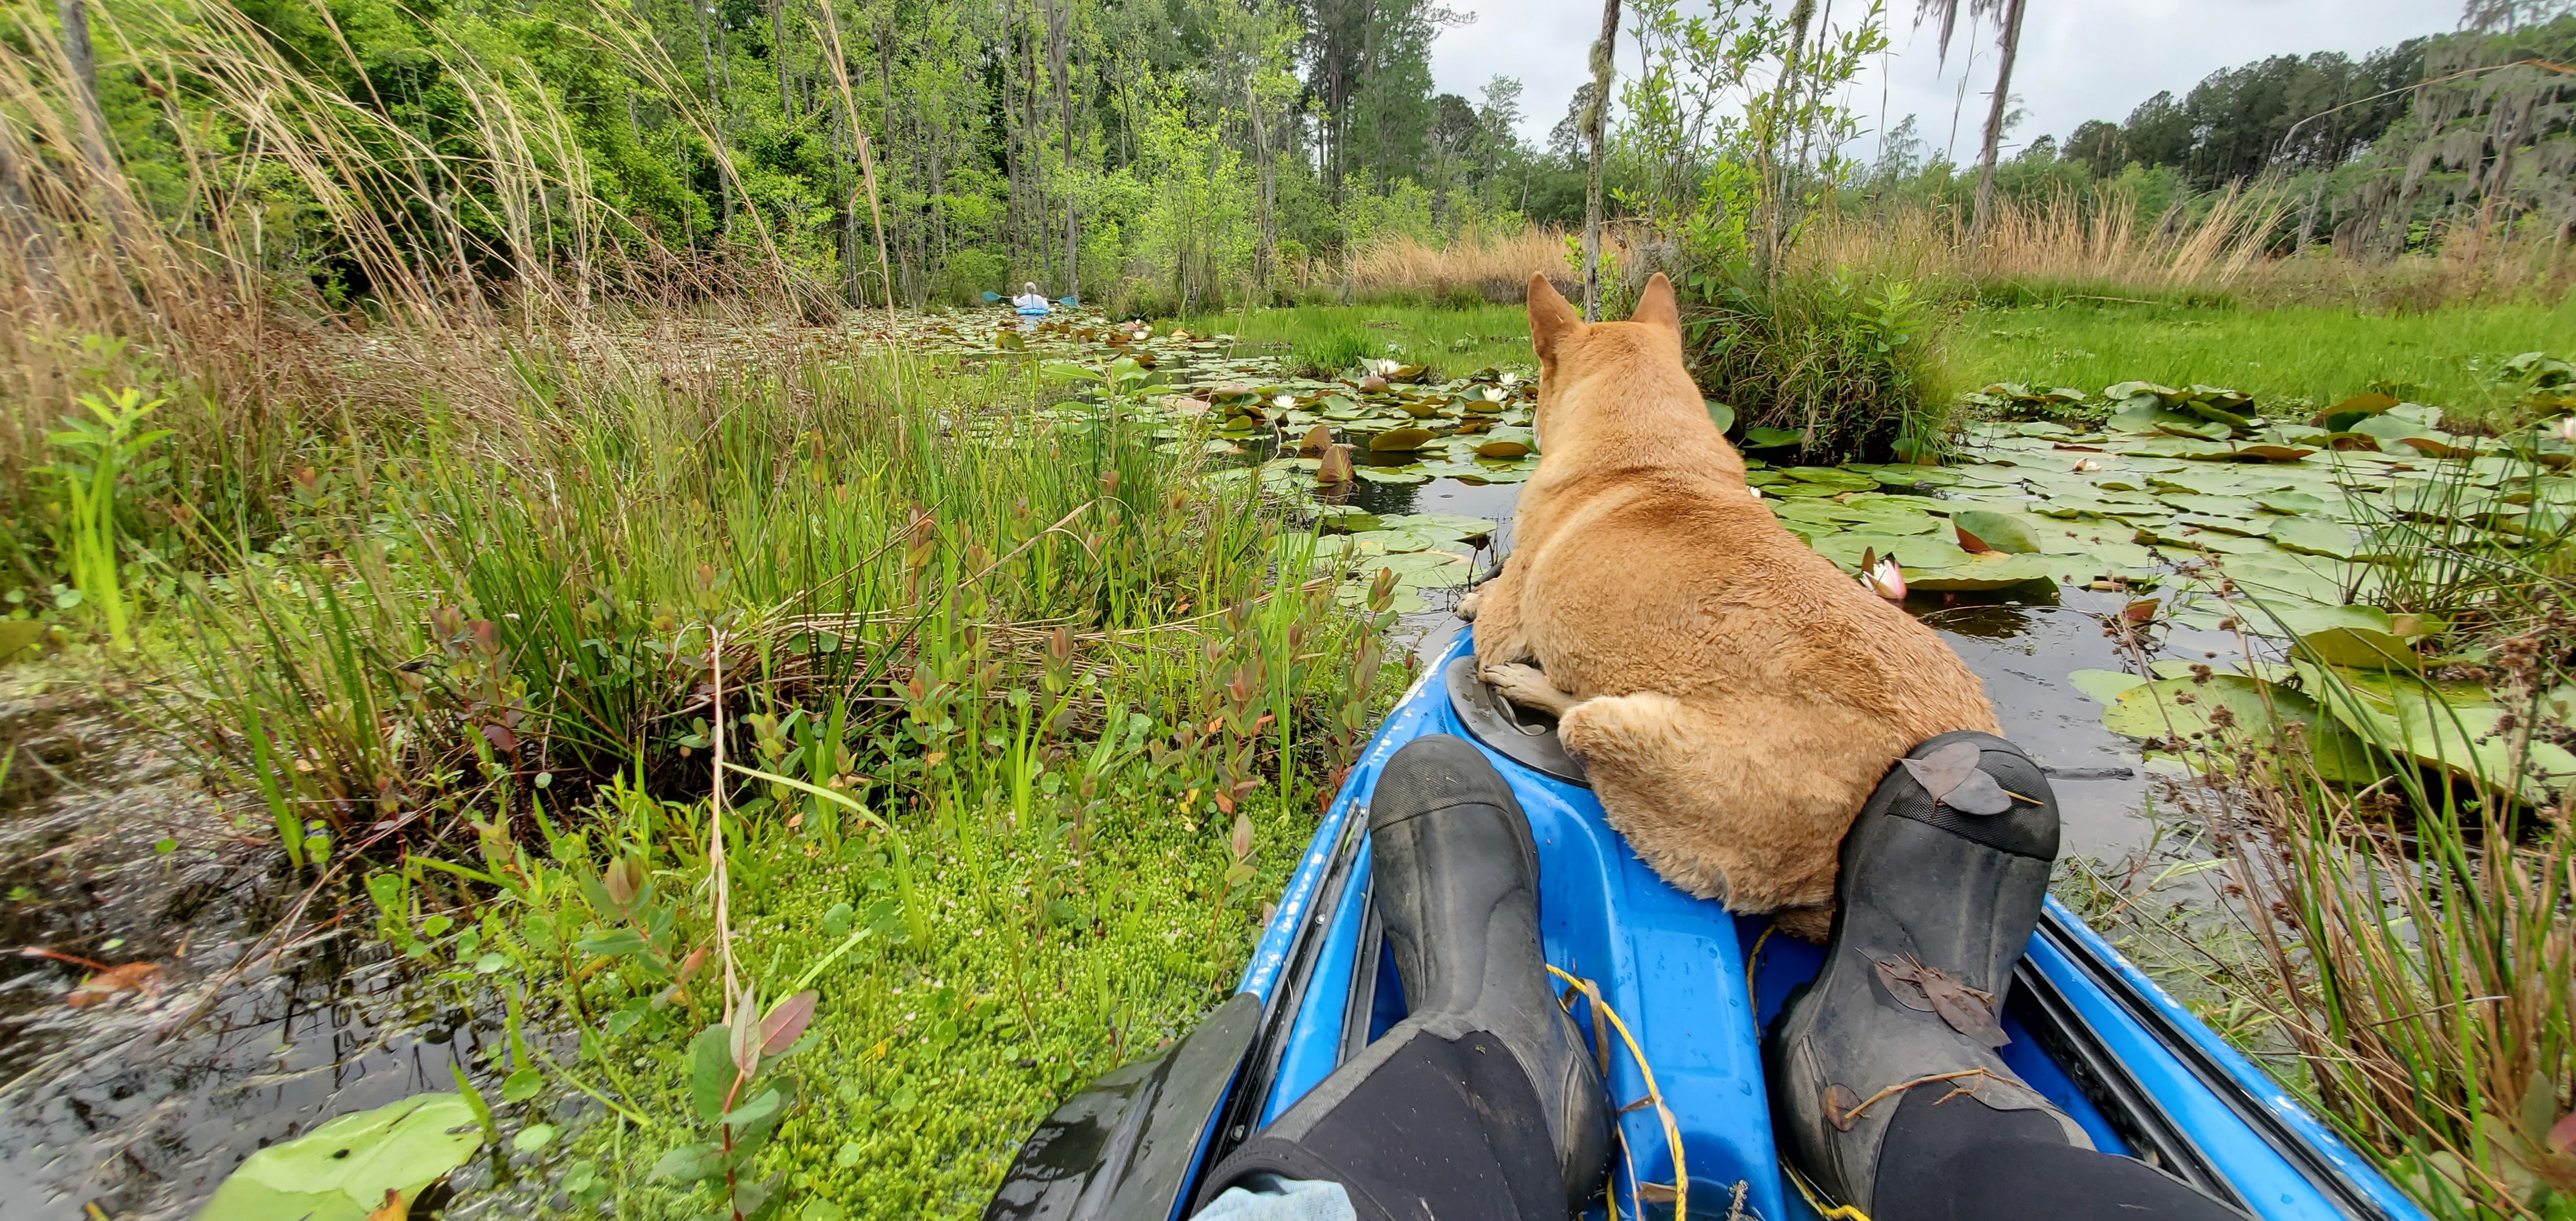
[
  {"left": 1482, "top": 387, "right": 1507, "bottom": 402},
  {"left": 2071, "top": 458, "right": 2103, "bottom": 472},
  {"left": 1747, "top": 486, "right": 1763, "bottom": 498},
  {"left": 1860, "top": 555, "right": 1906, "bottom": 601},
  {"left": 1500, "top": 371, "right": 1519, "bottom": 387},
  {"left": 1370, "top": 358, "right": 1403, "bottom": 377},
  {"left": 1274, "top": 394, "right": 1296, "bottom": 411},
  {"left": 2557, "top": 417, "right": 2576, "bottom": 443}
]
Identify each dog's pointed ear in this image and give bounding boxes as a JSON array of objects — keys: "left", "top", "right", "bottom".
[
  {"left": 1528, "top": 273, "right": 1580, "bottom": 359},
  {"left": 1631, "top": 273, "right": 1680, "bottom": 337}
]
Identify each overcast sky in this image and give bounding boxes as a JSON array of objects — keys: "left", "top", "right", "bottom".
[{"left": 1431, "top": 0, "right": 2460, "bottom": 162}]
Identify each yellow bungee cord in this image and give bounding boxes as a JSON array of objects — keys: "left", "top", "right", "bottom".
[
  {"left": 1545, "top": 963, "right": 1685, "bottom": 1221},
  {"left": 1783, "top": 1158, "right": 1876, "bottom": 1220}
]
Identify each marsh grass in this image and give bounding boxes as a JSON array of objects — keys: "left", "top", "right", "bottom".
[
  {"left": 1178, "top": 302, "right": 1537, "bottom": 377},
  {"left": 1953, "top": 298, "right": 2576, "bottom": 429},
  {"left": 2128, "top": 456, "right": 2576, "bottom": 1219},
  {"left": 152, "top": 334, "right": 1405, "bottom": 1218}
]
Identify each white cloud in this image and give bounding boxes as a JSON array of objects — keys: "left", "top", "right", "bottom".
[{"left": 1431, "top": 0, "right": 2457, "bottom": 157}]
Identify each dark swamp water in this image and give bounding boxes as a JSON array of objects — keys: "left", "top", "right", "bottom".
[{"left": 0, "top": 665, "right": 510, "bottom": 1220}]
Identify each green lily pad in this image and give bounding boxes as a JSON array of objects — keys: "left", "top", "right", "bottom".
[
  {"left": 2269, "top": 517, "right": 2360, "bottom": 560},
  {"left": 1952, "top": 509, "right": 2042, "bottom": 554},
  {"left": 2070, "top": 669, "right": 2148, "bottom": 703},
  {"left": 1906, "top": 552, "right": 2062, "bottom": 591},
  {"left": 1780, "top": 467, "right": 1881, "bottom": 491},
  {"left": 2262, "top": 604, "right": 2438, "bottom": 669},
  {"left": 1706, "top": 400, "right": 1736, "bottom": 434},
  {"left": 1742, "top": 427, "right": 1804, "bottom": 448},
  {"left": 1474, "top": 428, "right": 1535, "bottom": 458},
  {"left": 2172, "top": 512, "right": 2270, "bottom": 538},
  {"left": 2254, "top": 490, "right": 2332, "bottom": 514},
  {"left": 1811, "top": 533, "right": 1976, "bottom": 572},
  {"left": 1347, "top": 528, "right": 1444, "bottom": 553},
  {"left": 1367, "top": 427, "right": 1436, "bottom": 452},
  {"left": 2298, "top": 660, "right": 2576, "bottom": 804},
  {"left": 2313, "top": 391, "right": 2398, "bottom": 431},
  {"left": 2159, "top": 494, "right": 2266, "bottom": 518},
  {"left": 200, "top": 1094, "right": 483, "bottom": 1221},
  {"left": 2100, "top": 673, "right": 2358, "bottom": 775},
  {"left": 1379, "top": 513, "right": 1497, "bottom": 539}
]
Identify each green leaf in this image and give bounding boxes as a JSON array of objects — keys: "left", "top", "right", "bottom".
[
  {"left": 1705, "top": 400, "right": 1736, "bottom": 434},
  {"left": 512, "top": 1123, "right": 557, "bottom": 1153},
  {"left": 197, "top": 1094, "right": 483, "bottom": 1221},
  {"left": 690, "top": 1024, "right": 737, "bottom": 1123},
  {"left": 651, "top": 1140, "right": 725, "bottom": 1184},
  {"left": 576, "top": 926, "right": 649, "bottom": 958},
  {"left": 500, "top": 1066, "right": 541, "bottom": 1104},
  {"left": 719, "top": 1087, "right": 784, "bottom": 1129}
]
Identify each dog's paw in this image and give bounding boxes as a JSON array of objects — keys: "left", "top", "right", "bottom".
[
  {"left": 1481, "top": 662, "right": 1573, "bottom": 715},
  {"left": 1454, "top": 590, "right": 1481, "bottom": 622}
]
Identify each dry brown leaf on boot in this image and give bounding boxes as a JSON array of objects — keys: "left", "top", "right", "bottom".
[
  {"left": 1824, "top": 1083, "right": 1862, "bottom": 1131},
  {"left": 1920, "top": 972, "right": 2010, "bottom": 1048},
  {"left": 1872, "top": 954, "right": 2007, "bottom": 1047},
  {"left": 1897, "top": 741, "right": 2013, "bottom": 816},
  {"left": 1872, "top": 957, "right": 1937, "bottom": 1012}
]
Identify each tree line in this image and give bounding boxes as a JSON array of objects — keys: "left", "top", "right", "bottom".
[{"left": 1854, "top": 9, "right": 2575, "bottom": 254}]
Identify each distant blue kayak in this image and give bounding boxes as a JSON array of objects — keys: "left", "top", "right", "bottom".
[{"left": 985, "top": 630, "right": 2429, "bottom": 1221}]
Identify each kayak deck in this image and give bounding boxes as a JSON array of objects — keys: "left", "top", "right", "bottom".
[{"left": 1230, "top": 631, "right": 2422, "bottom": 1220}]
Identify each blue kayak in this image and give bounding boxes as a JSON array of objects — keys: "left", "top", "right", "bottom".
[{"left": 985, "top": 630, "right": 2427, "bottom": 1221}]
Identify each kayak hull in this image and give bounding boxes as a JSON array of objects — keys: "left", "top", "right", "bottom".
[{"left": 988, "top": 630, "right": 2427, "bottom": 1221}]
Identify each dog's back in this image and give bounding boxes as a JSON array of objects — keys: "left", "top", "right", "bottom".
[{"left": 1472, "top": 273, "right": 1997, "bottom": 935}]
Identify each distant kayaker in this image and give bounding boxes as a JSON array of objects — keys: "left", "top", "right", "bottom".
[{"left": 1010, "top": 281, "right": 1049, "bottom": 312}]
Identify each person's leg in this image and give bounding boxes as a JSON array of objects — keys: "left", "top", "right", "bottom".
[
  {"left": 1767, "top": 732, "right": 2244, "bottom": 1221},
  {"left": 1193, "top": 1175, "right": 1356, "bottom": 1221},
  {"left": 1191, "top": 735, "right": 1609, "bottom": 1221},
  {"left": 1873, "top": 1089, "right": 2243, "bottom": 1221}
]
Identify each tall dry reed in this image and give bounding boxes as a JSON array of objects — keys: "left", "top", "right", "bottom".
[
  {"left": 0, "top": 0, "right": 821, "bottom": 528},
  {"left": 1804, "top": 190, "right": 2573, "bottom": 310},
  {"left": 1292, "top": 226, "right": 1575, "bottom": 302}
]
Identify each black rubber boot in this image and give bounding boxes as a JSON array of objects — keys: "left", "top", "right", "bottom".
[
  {"left": 1764, "top": 731, "right": 2090, "bottom": 1216},
  {"left": 1196, "top": 734, "right": 1609, "bottom": 1220}
]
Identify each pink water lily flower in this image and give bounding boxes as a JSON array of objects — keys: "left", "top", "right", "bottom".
[{"left": 1859, "top": 553, "right": 1906, "bottom": 601}]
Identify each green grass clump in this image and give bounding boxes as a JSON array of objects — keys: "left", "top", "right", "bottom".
[
  {"left": 1684, "top": 268, "right": 1959, "bottom": 465},
  {"left": 1952, "top": 298, "right": 2576, "bottom": 425}
]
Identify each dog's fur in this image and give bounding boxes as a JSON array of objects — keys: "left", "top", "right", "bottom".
[{"left": 1463, "top": 272, "right": 2000, "bottom": 938}]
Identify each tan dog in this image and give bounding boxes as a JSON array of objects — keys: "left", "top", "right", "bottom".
[{"left": 1462, "top": 272, "right": 2000, "bottom": 938}]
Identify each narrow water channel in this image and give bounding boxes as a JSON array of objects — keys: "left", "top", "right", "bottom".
[{"left": 1341, "top": 469, "right": 2166, "bottom": 865}]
